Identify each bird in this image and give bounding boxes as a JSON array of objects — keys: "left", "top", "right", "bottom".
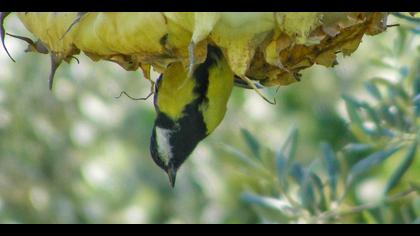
[{"left": 149, "top": 44, "right": 234, "bottom": 187}]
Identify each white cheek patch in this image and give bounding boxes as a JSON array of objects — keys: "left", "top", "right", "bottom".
[{"left": 155, "top": 127, "right": 173, "bottom": 165}]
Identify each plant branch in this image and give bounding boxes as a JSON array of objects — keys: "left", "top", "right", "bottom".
[
  {"left": 391, "top": 13, "right": 420, "bottom": 23},
  {"left": 315, "top": 187, "right": 417, "bottom": 222}
]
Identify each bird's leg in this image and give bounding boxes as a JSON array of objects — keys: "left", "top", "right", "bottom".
[
  {"left": 115, "top": 90, "right": 153, "bottom": 101},
  {"left": 115, "top": 72, "right": 156, "bottom": 101},
  {"left": 238, "top": 75, "right": 276, "bottom": 105},
  {"left": 234, "top": 76, "right": 264, "bottom": 89}
]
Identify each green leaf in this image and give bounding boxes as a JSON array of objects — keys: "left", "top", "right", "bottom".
[
  {"left": 370, "top": 58, "right": 395, "bottom": 69},
  {"left": 413, "top": 94, "right": 420, "bottom": 117},
  {"left": 384, "top": 141, "right": 417, "bottom": 194},
  {"left": 310, "top": 173, "right": 328, "bottom": 211},
  {"left": 280, "top": 126, "right": 299, "bottom": 163},
  {"left": 241, "top": 192, "right": 298, "bottom": 217},
  {"left": 290, "top": 163, "right": 304, "bottom": 184},
  {"left": 347, "top": 146, "right": 402, "bottom": 186},
  {"left": 409, "top": 182, "right": 420, "bottom": 194},
  {"left": 364, "top": 81, "right": 382, "bottom": 100},
  {"left": 359, "top": 102, "right": 381, "bottom": 130},
  {"left": 394, "top": 26, "right": 408, "bottom": 56},
  {"left": 371, "top": 78, "right": 409, "bottom": 101},
  {"left": 362, "top": 211, "right": 380, "bottom": 224},
  {"left": 240, "top": 129, "right": 261, "bottom": 160},
  {"left": 276, "top": 127, "right": 299, "bottom": 186},
  {"left": 391, "top": 12, "right": 420, "bottom": 24},
  {"left": 321, "top": 142, "right": 339, "bottom": 200},
  {"left": 343, "top": 143, "right": 374, "bottom": 154},
  {"left": 275, "top": 151, "right": 288, "bottom": 184},
  {"left": 299, "top": 169, "right": 316, "bottom": 213},
  {"left": 222, "top": 144, "right": 261, "bottom": 170},
  {"left": 399, "top": 66, "right": 409, "bottom": 78},
  {"left": 413, "top": 66, "right": 420, "bottom": 95},
  {"left": 379, "top": 104, "right": 399, "bottom": 127},
  {"left": 342, "top": 96, "right": 382, "bottom": 136},
  {"left": 342, "top": 95, "right": 363, "bottom": 128},
  {"left": 413, "top": 94, "right": 420, "bottom": 104}
]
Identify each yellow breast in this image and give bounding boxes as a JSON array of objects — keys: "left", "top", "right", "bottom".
[
  {"left": 200, "top": 54, "right": 234, "bottom": 134},
  {"left": 156, "top": 62, "right": 197, "bottom": 120}
]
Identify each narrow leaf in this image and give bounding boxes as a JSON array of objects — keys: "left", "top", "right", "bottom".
[
  {"left": 370, "top": 58, "right": 395, "bottom": 69},
  {"left": 222, "top": 144, "right": 261, "bottom": 170},
  {"left": 241, "top": 192, "right": 298, "bottom": 217},
  {"left": 280, "top": 126, "right": 299, "bottom": 162},
  {"left": 364, "top": 81, "right": 382, "bottom": 100},
  {"left": 399, "top": 66, "right": 409, "bottom": 78},
  {"left": 310, "top": 173, "right": 328, "bottom": 211},
  {"left": 343, "top": 143, "right": 374, "bottom": 154},
  {"left": 240, "top": 129, "right": 261, "bottom": 160},
  {"left": 359, "top": 102, "right": 381, "bottom": 130},
  {"left": 275, "top": 127, "right": 299, "bottom": 189},
  {"left": 412, "top": 67, "right": 420, "bottom": 95},
  {"left": 384, "top": 141, "right": 417, "bottom": 194},
  {"left": 321, "top": 142, "right": 339, "bottom": 200},
  {"left": 394, "top": 26, "right": 408, "bottom": 56},
  {"left": 347, "top": 146, "right": 402, "bottom": 186},
  {"left": 299, "top": 168, "right": 316, "bottom": 213},
  {"left": 413, "top": 94, "right": 420, "bottom": 104},
  {"left": 371, "top": 78, "right": 409, "bottom": 100},
  {"left": 275, "top": 151, "right": 288, "bottom": 183},
  {"left": 290, "top": 163, "right": 305, "bottom": 184},
  {"left": 342, "top": 95, "right": 364, "bottom": 128},
  {"left": 409, "top": 182, "right": 420, "bottom": 194},
  {"left": 413, "top": 94, "right": 420, "bottom": 117}
]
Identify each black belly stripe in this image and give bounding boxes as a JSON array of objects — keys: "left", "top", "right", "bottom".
[{"left": 152, "top": 45, "right": 224, "bottom": 169}]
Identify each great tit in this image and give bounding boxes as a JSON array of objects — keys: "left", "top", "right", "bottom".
[{"left": 150, "top": 45, "right": 234, "bottom": 187}]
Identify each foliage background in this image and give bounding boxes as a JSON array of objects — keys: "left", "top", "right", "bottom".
[{"left": 0, "top": 14, "right": 419, "bottom": 223}]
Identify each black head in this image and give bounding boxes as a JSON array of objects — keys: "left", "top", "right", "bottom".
[{"left": 150, "top": 98, "right": 208, "bottom": 187}]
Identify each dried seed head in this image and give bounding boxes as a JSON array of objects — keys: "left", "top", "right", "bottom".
[{"left": 9, "top": 12, "right": 392, "bottom": 90}]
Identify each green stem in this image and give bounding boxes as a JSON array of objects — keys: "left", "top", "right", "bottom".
[{"left": 315, "top": 187, "right": 417, "bottom": 223}]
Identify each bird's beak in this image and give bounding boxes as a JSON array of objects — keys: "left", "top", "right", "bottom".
[{"left": 166, "top": 164, "right": 177, "bottom": 188}]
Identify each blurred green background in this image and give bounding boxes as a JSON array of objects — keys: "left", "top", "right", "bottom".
[{"left": 0, "top": 14, "right": 419, "bottom": 224}]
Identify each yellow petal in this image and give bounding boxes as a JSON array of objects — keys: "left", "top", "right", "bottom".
[{"left": 211, "top": 12, "right": 275, "bottom": 76}]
